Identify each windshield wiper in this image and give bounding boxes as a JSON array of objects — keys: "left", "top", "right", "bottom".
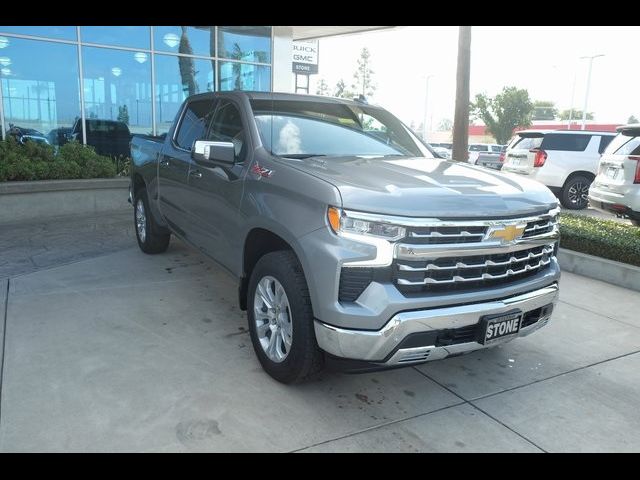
[{"left": 280, "top": 154, "right": 328, "bottom": 159}]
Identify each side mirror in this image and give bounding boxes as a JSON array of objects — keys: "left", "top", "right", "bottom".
[{"left": 192, "top": 140, "right": 235, "bottom": 165}]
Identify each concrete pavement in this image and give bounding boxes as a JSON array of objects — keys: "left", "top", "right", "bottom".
[{"left": 1, "top": 219, "right": 640, "bottom": 451}]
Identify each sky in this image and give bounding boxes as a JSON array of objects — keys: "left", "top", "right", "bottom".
[{"left": 309, "top": 26, "right": 640, "bottom": 129}]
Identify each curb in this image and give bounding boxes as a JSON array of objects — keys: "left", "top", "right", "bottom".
[
  {"left": 0, "top": 178, "right": 129, "bottom": 224},
  {"left": 558, "top": 248, "right": 640, "bottom": 292}
]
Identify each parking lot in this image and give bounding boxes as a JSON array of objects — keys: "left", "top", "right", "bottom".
[{"left": 0, "top": 212, "right": 639, "bottom": 452}]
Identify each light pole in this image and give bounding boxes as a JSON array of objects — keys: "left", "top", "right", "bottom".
[
  {"left": 579, "top": 54, "right": 604, "bottom": 130},
  {"left": 423, "top": 74, "right": 435, "bottom": 141}
]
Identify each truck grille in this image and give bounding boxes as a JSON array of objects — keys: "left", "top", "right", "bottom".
[{"left": 395, "top": 244, "right": 553, "bottom": 294}]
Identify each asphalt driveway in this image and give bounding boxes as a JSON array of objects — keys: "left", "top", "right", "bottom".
[{"left": 1, "top": 219, "right": 639, "bottom": 452}]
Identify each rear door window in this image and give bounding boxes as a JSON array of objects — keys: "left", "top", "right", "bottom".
[
  {"left": 469, "top": 144, "right": 489, "bottom": 152},
  {"left": 598, "top": 135, "right": 615, "bottom": 154},
  {"left": 604, "top": 133, "right": 640, "bottom": 155},
  {"left": 540, "top": 133, "right": 591, "bottom": 151}
]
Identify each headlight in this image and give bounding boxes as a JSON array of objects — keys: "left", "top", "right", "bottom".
[{"left": 327, "top": 207, "right": 406, "bottom": 241}]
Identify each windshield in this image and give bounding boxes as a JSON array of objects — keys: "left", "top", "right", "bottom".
[{"left": 250, "top": 99, "right": 433, "bottom": 158}]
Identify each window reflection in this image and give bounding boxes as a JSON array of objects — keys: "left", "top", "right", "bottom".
[
  {"left": 0, "top": 37, "right": 80, "bottom": 145},
  {"left": 219, "top": 62, "right": 270, "bottom": 91},
  {"left": 154, "top": 26, "right": 215, "bottom": 57},
  {"left": 154, "top": 54, "right": 215, "bottom": 134},
  {"left": 0, "top": 26, "right": 76, "bottom": 40},
  {"left": 218, "top": 26, "right": 271, "bottom": 63},
  {"left": 81, "top": 26, "right": 150, "bottom": 49},
  {"left": 82, "top": 46, "right": 152, "bottom": 139}
]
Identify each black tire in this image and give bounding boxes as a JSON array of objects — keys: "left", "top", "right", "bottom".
[
  {"left": 134, "top": 187, "right": 170, "bottom": 254},
  {"left": 560, "top": 175, "right": 592, "bottom": 210},
  {"left": 247, "top": 250, "right": 324, "bottom": 384}
]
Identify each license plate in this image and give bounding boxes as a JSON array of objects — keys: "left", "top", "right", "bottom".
[
  {"left": 511, "top": 158, "right": 520, "bottom": 166},
  {"left": 605, "top": 166, "right": 620, "bottom": 180},
  {"left": 479, "top": 310, "right": 522, "bottom": 344}
]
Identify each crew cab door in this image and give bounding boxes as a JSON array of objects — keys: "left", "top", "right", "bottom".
[
  {"left": 185, "top": 99, "right": 249, "bottom": 274},
  {"left": 157, "top": 98, "right": 216, "bottom": 237}
]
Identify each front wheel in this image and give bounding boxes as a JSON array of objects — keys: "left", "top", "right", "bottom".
[
  {"left": 560, "top": 175, "right": 592, "bottom": 210},
  {"left": 247, "top": 251, "right": 324, "bottom": 384}
]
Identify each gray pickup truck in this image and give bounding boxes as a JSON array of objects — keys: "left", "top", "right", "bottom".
[{"left": 130, "top": 91, "right": 560, "bottom": 384}]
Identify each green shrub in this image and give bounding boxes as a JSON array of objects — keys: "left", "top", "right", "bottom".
[
  {"left": 0, "top": 138, "right": 117, "bottom": 181},
  {"left": 559, "top": 213, "right": 640, "bottom": 266}
]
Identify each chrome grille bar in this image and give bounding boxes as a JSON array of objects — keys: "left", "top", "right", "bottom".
[
  {"left": 409, "top": 230, "right": 485, "bottom": 239},
  {"left": 398, "top": 245, "right": 554, "bottom": 272},
  {"left": 397, "top": 257, "right": 552, "bottom": 286}
]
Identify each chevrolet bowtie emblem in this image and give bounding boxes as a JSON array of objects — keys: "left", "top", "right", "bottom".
[{"left": 487, "top": 224, "right": 526, "bottom": 243}]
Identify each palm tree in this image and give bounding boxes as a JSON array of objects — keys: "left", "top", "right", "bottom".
[{"left": 178, "top": 26, "right": 197, "bottom": 96}]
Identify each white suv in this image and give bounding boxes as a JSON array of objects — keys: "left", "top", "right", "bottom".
[
  {"left": 589, "top": 124, "right": 640, "bottom": 226},
  {"left": 501, "top": 130, "right": 616, "bottom": 209}
]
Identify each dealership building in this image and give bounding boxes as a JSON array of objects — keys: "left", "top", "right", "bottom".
[{"left": 0, "top": 26, "right": 392, "bottom": 144}]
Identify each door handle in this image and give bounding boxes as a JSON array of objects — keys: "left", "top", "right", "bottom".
[
  {"left": 159, "top": 159, "right": 170, "bottom": 167},
  {"left": 190, "top": 170, "right": 203, "bottom": 179}
]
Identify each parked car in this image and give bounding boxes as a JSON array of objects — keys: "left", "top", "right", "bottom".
[
  {"left": 47, "top": 127, "right": 73, "bottom": 147},
  {"left": 69, "top": 118, "right": 131, "bottom": 158},
  {"left": 6, "top": 124, "right": 50, "bottom": 145},
  {"left": 469, "top": 143, "right": 505, "bottom": 170},
  {"left": 130, "top": 92, "right": 560, "bottom": 383},
  {"left": 432, "top": 146, "right": 451, "bottom": 159},
  {"left": 501, "top": 130, "right": 616, "bottom": 209},
  {"left": 589, "top": 124, "right": 640, "bottom": 225}
]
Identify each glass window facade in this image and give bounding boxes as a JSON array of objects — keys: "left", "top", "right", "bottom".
[
  {"left": 0, "top": 26, "right": 273, "bottom": 143},
  {"left": 0, "top": 37, "right": 80, "bottom": 145},
  {"left": 154, "top": 26, "right": 215, "bottom": 57}
]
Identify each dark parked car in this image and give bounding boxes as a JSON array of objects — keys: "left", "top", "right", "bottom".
[
  {"left": 69, "top": 119, "right": 131, "bottom": 158},
  {"left": 6, "top": 124, "right": 50, "bottom": 145}
]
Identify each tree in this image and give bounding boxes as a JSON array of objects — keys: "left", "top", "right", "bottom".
[
  {"left": 316, "top": 79, "right": 330, "bottom": 96},
  {"left": 470, "top": 86, "right": 534, "bottom": 145},
  {"left": 351, "top": 47, "right": 376, "bottom": 99},
  {"left": 438, "top": 118, "right": 453, "bottom": 131},
  {"left": 178, "top": 26, "right": 197, "bottom": 96},
  {"left": 628, "top": 115, "right": 639, "bottom": 124},
  {"left": 333, "top": 79, "right": 354, "bottom": 99},
  {"left": 117, "top": 105, "right": 129, "bottom": 125},
  {"left": 559, "top": 109, "right": 593, "bottom": 121},
  {"left": 533, "top": 101, "right": 558, "bottom": 121}
]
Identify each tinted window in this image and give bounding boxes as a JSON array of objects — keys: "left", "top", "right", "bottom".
[
  {"left": 511, "top": 135, "right": 543, "bottom": 150},
  {"left": 541, "top": 133, "right": 591, "bottom": 151},
  {"left": 469, "top": 144, "right": 489, "bottom": 152},
  {"left": 208, "top": 100, "right": 246, "bottom": 162},
  {"left": 598, "top": 135, "right": 615, "bottom": 154},
  {"left": 604, "top": 132, "right": 640, "bottom": 156},
  {"left": 175, "top": 99, "right": 215, "bottom": 150}
]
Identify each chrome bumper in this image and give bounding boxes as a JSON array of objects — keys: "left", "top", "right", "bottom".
[{"left": 314, "top": 283, "right": 558, "bottom": 365}]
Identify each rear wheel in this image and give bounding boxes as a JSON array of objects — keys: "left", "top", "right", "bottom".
[
  {"left": 134, "top": 187, "right": 170, "bottom": 254},
  {"left": 560, "top": 175, "right": 592, "bottom": 210},
  {"left": 247, "top": 250, "right": 324, "bottom": 384}
]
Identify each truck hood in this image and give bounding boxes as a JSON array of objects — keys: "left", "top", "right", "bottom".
[{"left": 284, "top": 155, "right": 558, "bottom": 218}]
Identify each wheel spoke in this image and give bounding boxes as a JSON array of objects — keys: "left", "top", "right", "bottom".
[
  {"left": 256, "top": 282, "right": 273, "bottom": 309},
  {"left": 256, "top": 321, "right": 269, "bottom": 338}
]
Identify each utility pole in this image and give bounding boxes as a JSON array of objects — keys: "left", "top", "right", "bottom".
[
  {"left": 423, "top": 74, "right": 435, "bottom": 141},
  {"left": 567, "top": 67, "right": 577, "bottom": 130},
  {"left": 452, "top": 26, "right": 471, "bottom": 162},
  {"left": 580, "top": 54, "right": 604, "bottom": 130}
]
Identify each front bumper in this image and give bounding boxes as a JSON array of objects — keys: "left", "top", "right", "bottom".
[{"left": 314, "top": 283, "right": 558, "bottom": 366}]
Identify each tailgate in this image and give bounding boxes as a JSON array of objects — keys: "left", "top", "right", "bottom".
[{"left": 503, "top": 133, "right": 544, "bottom": 174}]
